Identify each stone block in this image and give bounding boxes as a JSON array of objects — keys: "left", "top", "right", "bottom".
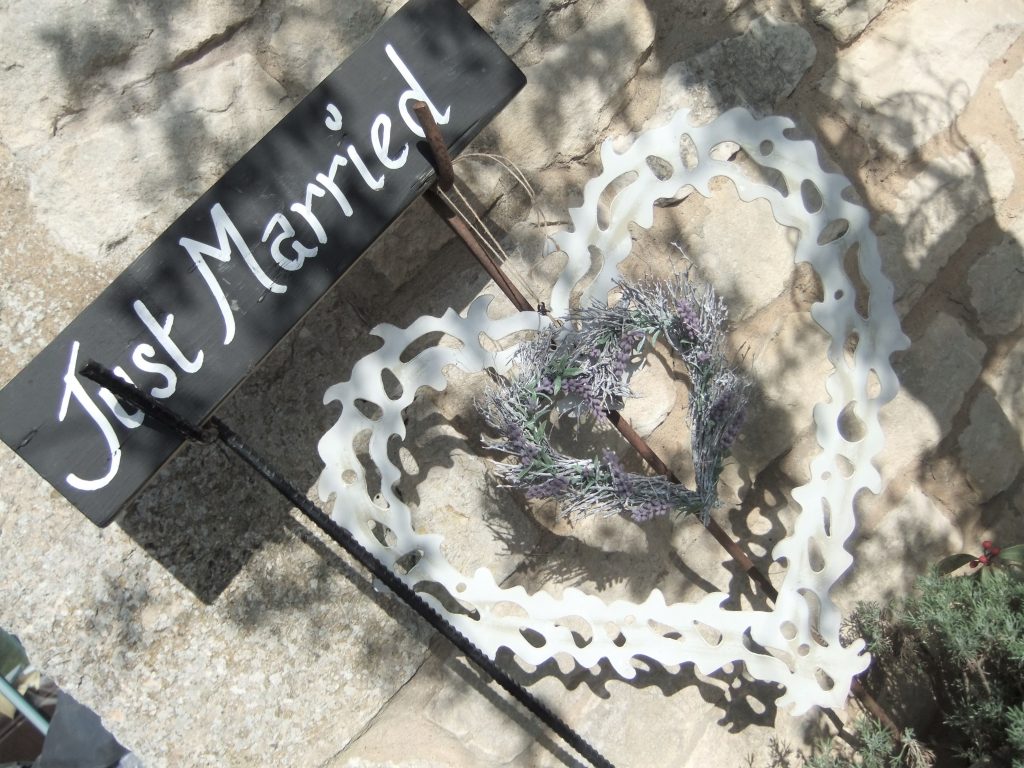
[
  {"left": 424, "top": 674, "right": 537, "bottom": 763},
  {"left": 0, "top": 0, "right": 261, "bottom": 152},
  {"left": 997, "top": 64, "right": 1024, "bottom": 143},
  {"left": 835, "top": 485, "right": 962, "bottom": 604},
  {"left": 968, "top": 219, "right": 1024, "bottom": 336},
  {"left": 959, "top": 389, "right": 1024, "bottom": 502},
  {"left": 404, "top": 444, "right": 542, "bottom": 579},
  {"left": 876, "top": 140, "right": 1014, "bottom": 314},
  {"left": 807, "top": 0, "right": 889, "bottom": 44},
  {"left": 486, "top": 0, "right": 655, "bottom": 167},
  {"left": 633, "top": 183, "right": 798, "bottom": 322},
  {"left": 818, "top": 0, "right": 1024, "bottom": 158},
  {"left": 984, "top": 336, "right": 1024, "bottom": 448},
  {"left": 23, "top": 54, "right": 287, "bottom": 265},
  {"left": 480, "top": 0, "right": 602, "bottom": 68},
  {"left": 256, "top": 2, "right": 393, "bottom": 94},
  {"left": 731, "top": 312, "right": 834, "bottom": 477},
  {"left": 619, "top": 349, "right": 678, "bottom": 439},
  {"left": 878, "top": 314, "right": 985, "bottom": 476},
  {"left": 651, "top": 16, "right": 816, "bottom": 128}
]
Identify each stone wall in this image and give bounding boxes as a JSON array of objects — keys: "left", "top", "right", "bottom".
[{"left": 1, "top": 0, "right": 1022, "bottom": 766}]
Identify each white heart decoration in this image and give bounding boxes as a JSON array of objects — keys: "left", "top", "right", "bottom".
[{"left": 316, "top": 108, "right": 909, "bottom": 714}]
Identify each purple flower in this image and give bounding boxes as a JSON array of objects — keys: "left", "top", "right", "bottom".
[
  {"left": 603, "top": 449, "right": 633, "bottom": 496},
  {"left": 708, "top": 390, "right": 736, "bottom": 424},
  {"left": 525, "top": 476, "right": 570, "bottom": 499},
  {"left": 675, "top": 300, "right": 701, "bottom": 341},
  {"left": 631, "top": 498, "right": 673, "bottom": 522},
  {"left": 721, "top": 405, "right": 746, "bottom": 447}
]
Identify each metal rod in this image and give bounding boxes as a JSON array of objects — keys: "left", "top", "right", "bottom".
[
  {"left": 851, "top": 677, "right": 901, "bottom": 737},
  {"left": 0, "top": 675, "right": 49, "bottom": 736},
  {"left": 423, "top": 182, "right": 779, "bottom": 600},
  {"left": 423, "top": 189, "right": 533, "bottom": 312},
  {"left": 80, "top": 362, "right": 614, "bottom": 768},
  {"left": 412, "top": 100, "right": 454, "bottom": 191},
  {"left": 79, "top": 361, "right": 212, "bottom": 443},
  {"left": 605, "top": 411, "right": 779, "bottom": 601}
]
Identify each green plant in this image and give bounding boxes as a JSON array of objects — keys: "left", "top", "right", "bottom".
[
  {"left": 805, "top": 718, "right": 930, "bottom": 768},
  {"left": 748, "top": 541, "right": 1024, "bottom": 767},
  {"left": 848, "top": 547, "right": 1023, "bottom": 766},
  {"left": 743, "top": 720, "right": 930, "bottom": 768},
  {"left": 843, "top": 601, "right": 898, "bottom": 660},
  {"left": 898, "top": 566, "right": 1024, "bottom": 766}
]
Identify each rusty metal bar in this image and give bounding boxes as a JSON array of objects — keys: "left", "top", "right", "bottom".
[
  {"left": 413, "top": 100, "right": 455, "bottom": 191},
  {"left": 605, "top": 411, "right": 779, "bottom": 601},
  {"left": 851, "top": 677, "right": 901, "bottom": 737},
  {"left": 423, "top": 190, "right": 533, "bottom": 312}
]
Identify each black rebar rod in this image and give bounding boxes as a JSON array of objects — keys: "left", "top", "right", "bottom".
[{"left": 80, "top": 361, "right": 614, "bottom": 768}]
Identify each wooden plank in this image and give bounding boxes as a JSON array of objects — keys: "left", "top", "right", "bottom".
[{"left": 0, "top": 0, "right": 526, "bottom": 526}]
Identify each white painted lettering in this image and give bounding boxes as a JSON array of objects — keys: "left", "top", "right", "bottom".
[
  {"left": 385, "top": 43, "right": 451, "bottom": 139},
  {"left": 132, "top": 344, "right": 177, "bottom": 399},
  {"left": 290, "top": 183, "right": 329, "bottom": 245},
  {"left": 346, "top": 144, "right": 385, "bottom": 191},
  {"left": 179, "top": 203, "right": 286, "bottom": 344},
  {"left": 324, "top": 103, "right": 343, "bottom": 132},
  {"left": 371, "top": 114, "right": 408, "bottom": 170},
  {"left": 58, "top": 341, "right": 121, "bottom": 491},
  {"left": 132, "top": 301, "right": 203, "bottom": 373},
  {"left": 315, "top": 154, "right": 355, "bottom": 217},
  {"left": 97, "top": 366, "right": 144, "bottom": 430},
  {"left": 262, "top": 213, "right": 318, "bottom": 271}
]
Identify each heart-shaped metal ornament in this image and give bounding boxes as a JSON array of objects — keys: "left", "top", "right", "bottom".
[{"left": 316, "top": 108, "right": 909, "bottom": 714}]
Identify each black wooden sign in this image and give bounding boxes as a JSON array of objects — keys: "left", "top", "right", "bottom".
[{"left": 0, "top": 0, "right": 526, "bottom": 527}]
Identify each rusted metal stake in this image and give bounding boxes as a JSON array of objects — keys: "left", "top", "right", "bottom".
[
  {"left": 412, "top": 100, "right": 455, "bottom": 191},
  {"left": 606, "top": 411, "right": 779, "bottom": 601},
  {"left": 851, "top": 677, "right": 901, "bottom": 737},
  {"left": 413, "top": 105, "right": 898, "bottom": 738},
  {"left": 423, "top": 191, "right": 533, "bottom": 311}
]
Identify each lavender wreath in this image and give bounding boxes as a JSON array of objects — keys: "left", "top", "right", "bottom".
[{"left": 481, "top": 273, "right": 749, "bottom": 524}]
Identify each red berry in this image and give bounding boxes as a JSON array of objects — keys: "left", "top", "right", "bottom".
[
  {"left": 979, "top": 554, "right": 990, "bottom": 565},
  {"left": 982, "top": 540, "right": 993, "bottom": 550},
  {"left": 992, "top": 546, "right": 1001, "bottom": 557}
]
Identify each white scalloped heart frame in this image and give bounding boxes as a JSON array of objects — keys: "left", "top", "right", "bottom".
[{"left": 317, "top": 108, "right": 909, "bottom": 714}]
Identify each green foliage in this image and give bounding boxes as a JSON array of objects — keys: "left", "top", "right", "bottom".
[
  {"left": 1007, "top": 706, "right": 1024, "bottom": 766},
  {"left": 744, "top": 721, "right": 929, "bottom": 768},
  {"left": 748, "top": 554, "right": 1024, "bottom": 768},
  {"left": 837, "top": 566, "right": 1024, "bottom": 766},
  {"left": 842, "top": 601, "right": 897, "bottom": 660},
  {"left": 800, "top": 719, "right": 895, "bottom": 768},
  {"left": 897, "top": 568, "right": 1024, "bottom": 765}
]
